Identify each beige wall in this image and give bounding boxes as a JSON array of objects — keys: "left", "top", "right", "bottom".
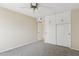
[
  {"left": 0, "top": 7, "right": 37, "bottom": 52},
  {"left": 71, "top": 9, "right": 79, "bottom": 50}
]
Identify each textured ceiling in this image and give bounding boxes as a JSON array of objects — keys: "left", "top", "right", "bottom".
[{"left": 0, "top": 3, "right": 79, "bottom": 18}]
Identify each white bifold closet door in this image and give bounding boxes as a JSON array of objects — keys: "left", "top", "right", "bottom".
[
  {"left": 44, "top": 16, "right": 50, "bottom": 42},
  {"left": 49, "top": 25, "right": 56, "bottom": 44},
  {"left": 57, "top": 24, "right": 71, "bottom": 47},
  {"left": 49, "top": 15, "right": 56, "bottom": 44},
  {"left": 44, "top": 15, "right": 56, "bottom": 44},
  {"left": 44, "top": 11, "right": 71, "bottom": 48}
]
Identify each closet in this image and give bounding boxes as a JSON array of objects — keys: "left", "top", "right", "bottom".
[
  {"left": 43, "top": 11, "right": 71, "bottom": 48},
  {"left": 44, "top": 15, "right": 56, "bottom": 45}
]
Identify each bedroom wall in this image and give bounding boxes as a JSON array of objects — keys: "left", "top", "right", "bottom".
[
  {"left": 71, "top": 9, "right": 79, "bottom": 50},
  {"left": 0, "top": 7, "right": 37, "bottom": 52}
]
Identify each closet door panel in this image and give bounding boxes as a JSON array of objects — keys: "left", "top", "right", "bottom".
[
  {"left": 48, "top": 15, "right": 56, "bottom": 44},
  {"left": 56, "top": 11, "right": 71, "bottom": 24},
  {"left": 44, "top": 15, "right": 56, "bottom": 44},
  {"left": 49, "top": 15, "right": 56, "bottom": 25},
  {"left": 63, "top": 11, "right": 71, "bottom": 24},
  {"left": 57, "top": 24, "right": 71, "bottom": 47},
  {"left": 56, "top": 13, "right": 64, "bottom": 24},
  {"left": 43, "top": 16, "right": 50, "bottom": 41},
  {"left": 63, "top": 24, "right": 71, "bottom": 47},
  {"left": 57, "top": 24, "right": 64, "bottom": 46},
  {"left": 49, "top": 24, "right": 56, "bottom": 44}
]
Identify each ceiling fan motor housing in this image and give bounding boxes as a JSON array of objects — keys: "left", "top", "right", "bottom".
[{"left": 31, "top": 3, "right": 38, "bottom": 10}]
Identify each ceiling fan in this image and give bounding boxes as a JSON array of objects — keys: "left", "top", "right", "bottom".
[
  {"left": 17, "top": 3, "right": 53, "bottom": 10},
  {"left": 16, "top": 3, "right": 54, "bottom": 18},
  {"left": 30, "top": 3, "right": 54, "bottom": 18},
  {"left": 30, "top": 3, "right": 38, "bottom": 10},
  {"left": 30, "top": 3, "right": 44, "bottom": 22}
]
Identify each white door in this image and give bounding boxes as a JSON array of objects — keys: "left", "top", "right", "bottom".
[
  {"left": 48, "top": 15, "right": 56, "bottom": 44},
  {"left": 37, "top": 22, "right": 43, "bottom": 40},
  {"left": 49, "top": 24, "right": 56, "bottom": 44},
  {"left": 57, "top": 24, "right": 71, "bottom": 47},
  {"left": 56, "top": 11, "right": 71, "bottom": 24},
  {"left": 56, "top": 12, "right": 64, "bottom": 24},
  {"left": 43, "top": 16, "right": 50, "bottom": 42},
  {"left": 63, "top": 11, "right": 71, "bottom": 24},
  {"left": 44, "top": 16, "right": 56, "bottom": 44},
  {"left": 63, "top": 24, "right": 71, "bottom": 47}
]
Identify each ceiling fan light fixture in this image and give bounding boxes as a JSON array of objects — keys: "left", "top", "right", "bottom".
[{"left": 31, "top": 3, "right": 38, "bottom": 10}]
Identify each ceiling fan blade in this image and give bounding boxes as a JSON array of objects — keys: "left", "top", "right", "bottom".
[
  {"left": 15, "top": 3, "right": 31, "bottom": 9},
  {"left": 38, "top": 5, "right": 54, "bottom": 9}
]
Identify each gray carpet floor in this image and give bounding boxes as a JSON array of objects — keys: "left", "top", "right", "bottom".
[{"left": 0, "top": 40, "right": 79, "bottom": 56}]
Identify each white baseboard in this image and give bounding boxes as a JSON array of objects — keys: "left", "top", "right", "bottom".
[
  {"left": 0, "top": 40, "right": 40, "bottom": 53},
  {"left": 70, "top": 47, "right": 79, "bottom": 51}
]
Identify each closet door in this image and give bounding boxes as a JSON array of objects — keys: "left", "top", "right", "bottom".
[
  {"left": 43, "top": 16, "right": 50, "bottom": 42},
  {"left": 63, "top": 11, "right": 71, "bottom": 24},
  {"left": 37, "top": 22, "right": 43, "bottom": 40},
  {"left": 57, "top": 24, "right": 63, "bottom": 46},
  {"left": 56, "top": 12, "right": 64, "bottom": 24},
  {"left": 44, "top": 15, "right": 56, "bottom": 44},
  {"left": 48, "top": 15, "right": 56, "bottom": 44},
  {"left": 57, "top": 24, "right": 71, "bottom": 47},
  {"left": 49, "top": 24, "right": 56, "bottom": 44},
  {"left": 63, "top": 24, "right": 71, "bottom": 47},
  {"left": 56, "top": 11, "right": 71, "bottom": 24}
]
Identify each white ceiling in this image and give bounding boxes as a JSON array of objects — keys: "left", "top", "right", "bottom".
[{"left": 0, "top": 3, "right": 79, "bottom": 18}]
